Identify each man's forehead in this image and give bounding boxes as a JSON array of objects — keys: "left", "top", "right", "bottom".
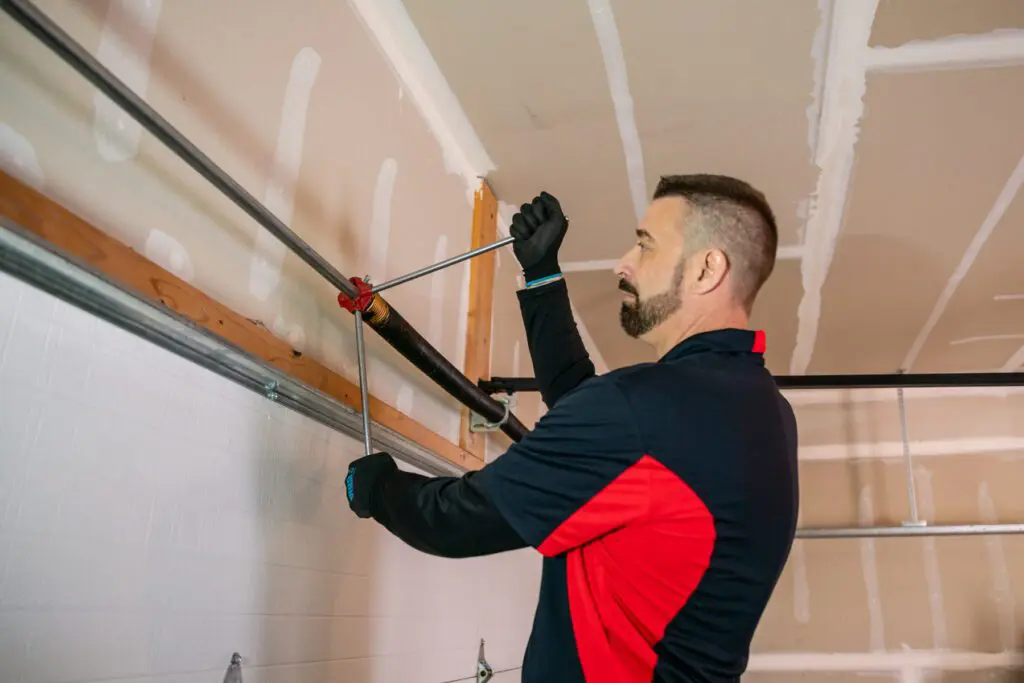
[{"left": 640, "top": 196, "right": 689, "bottom": 237}]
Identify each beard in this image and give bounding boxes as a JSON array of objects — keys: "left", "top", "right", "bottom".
[{"left": 618, "top": 262, "right": 685, "bottom": 338}]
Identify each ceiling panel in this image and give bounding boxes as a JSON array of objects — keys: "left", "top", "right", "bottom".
[
  {"left": 809, "top": 66, "right": 1024, "bottom": 375},
  {"left": 404, "top": 1, "right": 822, "bottom": 262},
  {"left": 402, "top": 0, "right": 634, "bottom": 262},
  {"left": 912, "top": 184, "right": 1024, "bottom": 373},
  {"left": 612, "top": 0, "right": 821, "bottom": 250},
  {"left": 870, "top": 0, "right": 1024, "bottom": 47}
]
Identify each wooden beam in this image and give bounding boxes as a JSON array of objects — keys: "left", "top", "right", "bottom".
[
  {"left": 0, "top": 170, "right": 484, "bottom": 470},
  {"left": 459, "top": 180, "right": 499, "bottom": 458}
]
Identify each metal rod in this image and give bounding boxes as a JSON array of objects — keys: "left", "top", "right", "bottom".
[
  {"left": 354, "top": 309, "right": 373, "bottom": 458},
  {"left": 775, "top": 372, "right": 1024, "bottom": 389},
  {"left": 797, "top": 523, "right": 1024, "bottom": 539},
  {"left": 371, "top": 236, "right": 514, "bottom": 294},
  {"left": 0, "top": 217, "right": 464, "bottom": 477},
  {"left": 896, "top": 376, "right": 923, "bottom": 525},
  {"left": 0, "top": 0, "right": 360, "bottom": 301},
  {"left": 4, "top": 0, "right": 528, "bottom": 443},
  {"left": 480, "top": 371, "right": 1024, "bottom": 394}
]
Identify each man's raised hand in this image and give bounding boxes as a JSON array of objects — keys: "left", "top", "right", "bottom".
[{"left": 510, "top": 191, "right": 568, "bottom": 283}]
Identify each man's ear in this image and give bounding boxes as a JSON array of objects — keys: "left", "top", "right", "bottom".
[{"left": 693, "top": 248, "right": 729, "bottom": 294}]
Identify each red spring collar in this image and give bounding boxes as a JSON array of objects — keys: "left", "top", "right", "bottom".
[{"left": 337, "top": 276, "right": 374, "bottom": 313}]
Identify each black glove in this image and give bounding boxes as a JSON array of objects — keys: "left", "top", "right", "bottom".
[
  {"left": 345, "top": 451, "right": 398, "bottom": 518},
  {"left": 510, "top": 191, "right": 568, "bottom": 283}
]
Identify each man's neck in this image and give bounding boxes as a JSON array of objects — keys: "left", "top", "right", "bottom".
[{"left": 650, "top": 305, "right": 750, "bottom": 359}]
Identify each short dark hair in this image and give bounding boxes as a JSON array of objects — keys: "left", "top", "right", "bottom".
[{"left": 652, "top": 174, "right": 778, "bottom": 311}]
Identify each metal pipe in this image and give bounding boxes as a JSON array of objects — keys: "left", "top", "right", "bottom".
[
  {"left": 480, "top": 371, "right": 1024, "bottom": 395},
  {"left": 371, "top": 236, "right": 514, "bottom": 294},
  {"left": 361, "top": 297, "right": 529, "bottom": 441},
  {"left": 0, "top": 217, "right": 465, "bottom": 477},
  {"left": 354, "top": 310, "right": 373, "bottom": 458},
  {"left": 0, "top": 0, "right": 360, "bottom": 301},
  {"left": 797, "top": 523, "right": 1024, "bottom": 539},
  {"left": 776, "top": 372, "right": 1024, "bottom": 389},
  {"left": 3, "top": 0, "right": 528, "bottom": 443}
]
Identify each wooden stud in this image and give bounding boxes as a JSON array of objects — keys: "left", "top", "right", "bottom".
[
  {"left": 459, "top": 180, "right": 499, "bottom": 458},
  {"left": 0, "top": 170, "right": 484, "bottom": 470}
]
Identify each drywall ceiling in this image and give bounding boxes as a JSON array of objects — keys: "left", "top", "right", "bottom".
[{"left": 401, "top": 0, "right": 1024, "bottom": 376}]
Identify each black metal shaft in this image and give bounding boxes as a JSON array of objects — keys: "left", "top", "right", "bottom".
[
  {"left": 480, "top": 371, "right": 1024, "bottom": 395},
  {"left": 368, "top": 304, "right": 528, "bottom": 442}
]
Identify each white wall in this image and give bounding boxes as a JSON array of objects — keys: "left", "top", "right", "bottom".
[{"left": 0, "top": 270, "right": 540, "bottom": 683}]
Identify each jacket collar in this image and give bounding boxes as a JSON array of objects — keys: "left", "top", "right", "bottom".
[{"left": 659, "top": 328, "right": 767, "bottom": 363}]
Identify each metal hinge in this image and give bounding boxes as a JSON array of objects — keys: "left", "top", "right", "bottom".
[{"left": 477, "top": 639, "right": 493, "bottom": 683}]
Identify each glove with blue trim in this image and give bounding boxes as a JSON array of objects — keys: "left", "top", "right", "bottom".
[{"left": 345, "top": 452, "right": 398, "bottom": 518}]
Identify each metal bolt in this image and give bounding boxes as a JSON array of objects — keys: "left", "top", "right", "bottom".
[{"left": 265, "top": 380, "right": 279, "bottom": 401}]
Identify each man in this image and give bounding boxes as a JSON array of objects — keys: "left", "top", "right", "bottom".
[{"left": 345, "top": 175, "right": 799, "bottom": 682}]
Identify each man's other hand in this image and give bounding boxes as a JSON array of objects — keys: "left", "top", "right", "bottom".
[
  {"left": 510, "top": 191, "right": 568, "bottom": 283},
  {"left": 346, "top": 452, "right": 398, "bottom": 518}
]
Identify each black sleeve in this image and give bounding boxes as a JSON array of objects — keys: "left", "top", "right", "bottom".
[
  {"left": 369, "top": 377, "right": 644, "bottom": 560},
  {"left": 368, "top": 468, "right": 529, "bottom": 558},
  {"left": 516, "top": 278, "right": 596, "bottom": 408},
  {"left": 473, "top": 377, "right": 646, "bottom": 556}
]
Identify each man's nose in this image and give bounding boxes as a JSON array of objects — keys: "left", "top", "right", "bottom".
[{"left": 614, "top": 252, "right": 634, "bottom": 281}]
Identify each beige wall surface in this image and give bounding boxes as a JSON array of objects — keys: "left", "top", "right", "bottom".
[
  {"left": 0, "top": 0, "right": 508, "bottom": 448},
  {"left": 748, "top": 388, "right": 1024, "bottom": 681}
]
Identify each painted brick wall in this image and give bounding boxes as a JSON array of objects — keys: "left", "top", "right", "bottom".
[{"left": 0, "top": 271, "right": 540, "bottom": 683}]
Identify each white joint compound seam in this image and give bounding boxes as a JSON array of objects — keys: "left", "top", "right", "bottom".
[
  {"left": 797, "top": 436, "right": 1024, "bottom": 461},
  {"left": 866, "top": 28, "right": 1024, "bottom": 73},
  {"left": 979, "top": 481, "right": 1017, "bottom": 651},
  {"left": 586, "top": 0, "right": 647, "bottom": 222},
  {"left": 0, "top": 123, "right": 45, "bottom": 190},
  {"left": 915, "top": 467, "right": 949, "bottom": 650},
  {"left": 859, "top": 485, "right": 886, "bottom": 652},
  {"left": 249, "top": 47, "right": 323, "bottom": 301},
  {"left": 92, "top": 0, "right": 164, "bottom": 162},
  {"left": 791, "top": 0, "right": 879, "bottom": 375},
  {"left": 902, "top": 154, "right": 1024, "bottom": 371}
]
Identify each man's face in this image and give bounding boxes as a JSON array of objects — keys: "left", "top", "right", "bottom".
[{"left": 614, "top": 197, "right": 689, "bottom": 339}]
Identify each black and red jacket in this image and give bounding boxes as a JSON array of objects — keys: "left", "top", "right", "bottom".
[{"left": 365, "top": 279, "right": 800, "bottom": 682}]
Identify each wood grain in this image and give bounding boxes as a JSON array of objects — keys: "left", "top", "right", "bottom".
[
  {"left": 0, "top": 170, "right": 484, "bottom": 470},
  {"left": 459, "top": 181, "right": 499, "bottom": 458}
]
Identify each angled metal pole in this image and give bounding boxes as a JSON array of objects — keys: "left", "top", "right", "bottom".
[
  {"left": 371, "top": 236, "right": 514, "bottom": 294},
  {"left": 354, "top": 310, "right": 373, "bottom": 457}
]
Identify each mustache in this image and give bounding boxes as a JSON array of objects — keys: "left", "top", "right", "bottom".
[{"left": 618, "top": 278, "right": 638, "bottom": 297}]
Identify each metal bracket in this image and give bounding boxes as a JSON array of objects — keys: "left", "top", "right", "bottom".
[
  {"left": 470, "top": 397, "right": 510, "bottom": 433},
  {"left": 223, "top": 653, "right": 243, "bottom": 683},
  {"left": 477, "top": 639, "right": 494, "bottom": 683}
]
